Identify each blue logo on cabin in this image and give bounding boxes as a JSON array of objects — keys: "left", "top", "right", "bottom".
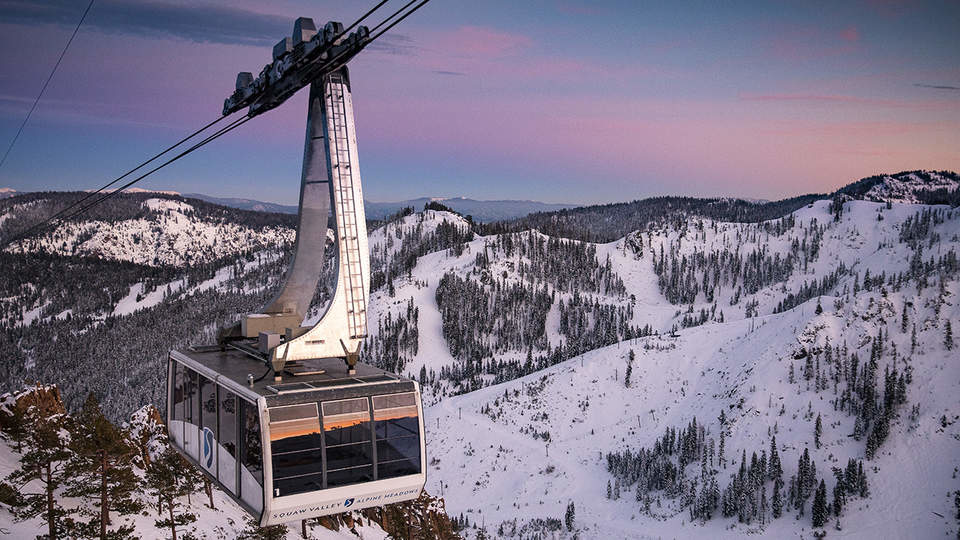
[
  {"left": 344, "top": 498, "right": 354, "bottom": 508},
  {"left": 201, "top": 427, "right": 214, "bottom": 469}
]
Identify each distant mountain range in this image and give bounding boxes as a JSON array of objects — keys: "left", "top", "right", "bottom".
[
  {"left": 182, "top": 193, "right": 299, "bottom": 214},
  {"left": 5, "top": 169, "right": 956, "bottom": 226},
  {"left": 184, "top": 193, "right": 578, "bottom": 222}
]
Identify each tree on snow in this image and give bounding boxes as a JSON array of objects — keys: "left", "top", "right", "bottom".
[
  {"left": 145, "top": 446, "right": 200, "bottom": 540},
  {"left": 3, "top": 410, "right": 73, "bottom": 539},
  {"left": 240, "top": 516, "right": 288, "bottom": 540},
  {"left": 812, "top": 479, "right": 828, "bottom": 528},
  {"left": 814, "top": 414, "right": 823, "bottom": 449},
  {"left": 65, "top": 393, "right": 144, "bottom": 540}
]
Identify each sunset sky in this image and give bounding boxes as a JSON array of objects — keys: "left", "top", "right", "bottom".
[{"left": 0, "top": 0, "right": 958, "bottom": 205}]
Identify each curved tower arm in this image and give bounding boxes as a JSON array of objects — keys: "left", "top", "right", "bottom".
[
  {"left": 263, "top": 80, "right": 332, "bottom": 320},
  {"left": 223, "top": 67, "right": 370, "bottom": 376}
]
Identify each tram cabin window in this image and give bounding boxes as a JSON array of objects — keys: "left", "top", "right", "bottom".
[
  {"left": 183, "top": 368, "right": 199, "bottom": 460},
  {"left": 218, "top": 388, "right": 238, "bottom": 493},
  {"left": 169, "top": 362, "right": 185, "bottom": 447},
  {"left": 240, "top": 399, "right": 264, "bottom": 511},
  {"left": 269, "top": 403, "right": 323, "bottom": 497},
  {"left": 373, "top": 392, "right": 421, "bottom": 479},
  {"left": 322, "top": 398, "right": 373, "bottom": 487}
]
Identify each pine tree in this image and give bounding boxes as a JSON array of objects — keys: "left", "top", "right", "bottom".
[
  {"left": 719, "top": 429, "right": 726, "bottom": 469},
  {"left": 66, "top": 393, "right": 143, "bottom": 540},
  {"left": 945, "top": 320, "right": 954, "bottom": 351},
  {"left": 240, "top": 516, "right": 288, "bottom": 540},
  {"left": 911, "top": 323, "right": 918, "bottom": 353},
  {"left": 769, "top": 436, "right": 782, "bottom": 481},
  {"left": 760, "top": 484, "right": 768, "bottom": 526},
  {"left": 771, "top": 477, "right": 783, "bottom": 518},
  {"left": 606, "top": 479, "right": 612, "bottom": 499},
  {"left": 814, "top": 414, "right": 823, "bottom": 449},
  {"left": 624, "top": 361, "right": 633, "bottom": 388},
  {"left": 832, "top": 469, "right": 845, "bottom": 517},
  {"left": 146, "top": 446, "right": 199, "bottom": 540},
  {"left": 812, "top": 479, "right": 828, "bottom": 527},
  {"left": 4, "top": 411, "right": 73, "bottom": 540},
  {"left": 901, "top": 303, "right": 909, "bottom": 333},
  {"left": 2, "top": 401, "right": 31, "bottom": 452},
  {"left": 565, "top": 501, "right": 576, "bottom": 531},
  {"left": 857, "top": 462, "right": 869, "bottom": 498}
]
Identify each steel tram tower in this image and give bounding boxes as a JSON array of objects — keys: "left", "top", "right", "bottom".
[
  {"left": 166, "top": 13, "right": 430, "bottom": 525},
  {"left": 218, "top": 18, "right": 372, "bottom": 378}
]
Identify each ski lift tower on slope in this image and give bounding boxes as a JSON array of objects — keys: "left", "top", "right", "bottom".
[{"left": 164, "top": 15, "right": 426, "bottom": 526}]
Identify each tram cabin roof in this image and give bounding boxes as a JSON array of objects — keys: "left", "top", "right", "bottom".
[{"left": 170, "top": 346, "right": 414, "bottom": 404}]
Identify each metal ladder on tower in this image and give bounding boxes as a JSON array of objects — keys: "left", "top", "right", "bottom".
[{"left": 325, "top": 72, "right": 367, "bottom": 340}]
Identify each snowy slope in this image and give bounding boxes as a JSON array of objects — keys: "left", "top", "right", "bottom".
[
  {"left": 368, "top": 201, "right": 960, "bottom": 381},
  {"left": 356, "top": 200, "right": 960, "bottom": 538},
  {"left": 368, "top": 209, "right": 471, "bottom": 260},
  {"left": 424, "top": 287, "right": 959, "bottom": 538}
]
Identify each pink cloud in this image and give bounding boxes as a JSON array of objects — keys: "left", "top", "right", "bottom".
[
  {"left": 767, "top": 26, "right": 860, "bottom": 61},
  {"left": 738, "top": 93, "right": 902, "bottom": 107},
  {"left": 839, "top": 26, "right": 860, "bottom": 42},
  {"left": 738, "top": 92, "right": 958, "bottom": 112},
  {"left": 429, "top": 25, "right": 532, "bottom": 58}
]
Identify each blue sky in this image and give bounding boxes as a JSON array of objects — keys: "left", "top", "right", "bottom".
[{"left": 0, "top": 0, "right": 958, "bottom": 205}]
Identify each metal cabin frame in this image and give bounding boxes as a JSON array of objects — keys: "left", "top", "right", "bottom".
[{"left": 167, "top": 348, "right": 427, "bottom": 526}]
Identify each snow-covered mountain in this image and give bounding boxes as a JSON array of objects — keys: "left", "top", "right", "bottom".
[
  {"left": 361, "top": 198, "right": 960, "bottom": 538},
  {"left": 838, "top": 170, "right": 960, "bottom": 205},
  {"left": 5, "top": 197, "right": 293, "bottom": 267},
  {"left": 364, "top": 197, "right": 579, "bottom": 223},
  {"left": 1, "top": 171, "right": 959, "bottom": 538}
]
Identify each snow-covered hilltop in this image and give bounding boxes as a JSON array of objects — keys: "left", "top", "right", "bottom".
[
  {"left": 839, "top": 170, "right": 960, "bottom": 205},
  {"left": 3, "top": 196, "right": 294, "bottom": 267}
]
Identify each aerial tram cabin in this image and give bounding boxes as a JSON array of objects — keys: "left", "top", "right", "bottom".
[
  {"left": 164, "top": 14, "right": 429, "bottom": 526},
  {"left": 166, "top": 346, "right": 425, "bottom": 525}
]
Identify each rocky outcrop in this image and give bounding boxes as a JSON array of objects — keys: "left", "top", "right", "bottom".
[{"left": 0, "top": 384, "right": 66, "bottom": 433}]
